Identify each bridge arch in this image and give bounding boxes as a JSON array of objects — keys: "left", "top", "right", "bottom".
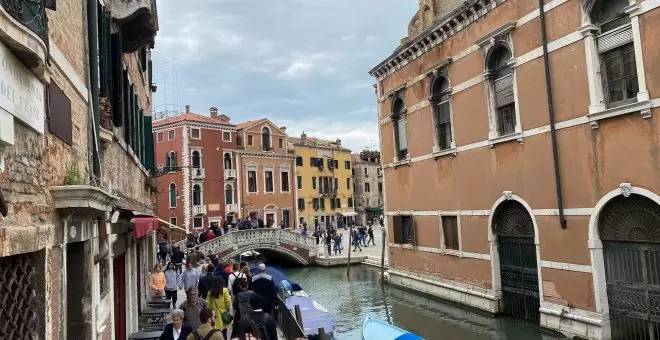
[{"left": 221, "top": 244, "right": 310, "bottom": 266}]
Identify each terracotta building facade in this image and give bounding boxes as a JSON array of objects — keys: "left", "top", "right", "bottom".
[
  {"left": 351, "top": 151, "right": 384, "bottom": 226},
  {"left": 371, "top": 0, "right": 660, "bottom": 339},
  {"left": 235, "top": 119, "right": 297, "bottom": 227},
  {"left": 153, "top": 106, "right": 238, "bottom": 231}
]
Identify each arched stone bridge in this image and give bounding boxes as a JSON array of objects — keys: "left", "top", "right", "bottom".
[{"left": 176, "top": 229, "right": 318, "bottom": 265}]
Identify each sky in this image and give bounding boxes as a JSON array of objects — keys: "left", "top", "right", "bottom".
[{"left": 151, "top": 0, "right": 418, "bottom": 153}]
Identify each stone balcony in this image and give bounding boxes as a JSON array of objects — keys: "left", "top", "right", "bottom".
[
  {"left": 224, "top": 169, "right": 236, "bottom": 180},
  {"left": 192, "top": 168, "right": 205, "bottom": 180},
  {"left": 50, "top": 185, "right": 118, "bottom": 218},
  {"left": 193, "top": 205, "right": 206, "bottom": 215},
  {"left": 110, "top": 0, "right": 158, "bottom": 52},
  {"left": 226, "top": 204, "right": 238, "bottom": 213},
  {"left": 0, "top": 0, "right": 54, "bottom": 81}
]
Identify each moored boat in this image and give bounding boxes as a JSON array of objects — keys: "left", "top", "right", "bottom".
[{"left": 362, "top": 317, "right": 423, "bottom": 340}]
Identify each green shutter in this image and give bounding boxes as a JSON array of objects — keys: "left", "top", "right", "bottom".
[
  {"left": 132, "top": 93, "right": 138, "bottom": 152},
  {"left": 139, "top": 109, "right": 145, "bottom": 164},
  {"left": 143, "top": 116, "right": 154, "bottom": 170}
]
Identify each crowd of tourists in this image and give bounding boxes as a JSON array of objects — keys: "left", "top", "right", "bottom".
[{"left": 149, "top": 245, "right": 285, "bottom": 340}]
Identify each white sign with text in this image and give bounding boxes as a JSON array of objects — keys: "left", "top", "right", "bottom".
[{"left": 0, "top": 42, "right": 45, "bottom": 134}]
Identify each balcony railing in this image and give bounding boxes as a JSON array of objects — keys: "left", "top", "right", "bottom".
[
  {"left": 193, "top": 205, "right": 206, "bottom": 215},
  {"left": 224, "top": 169, "right": 236, "bottom": 180},
  {"left": 192, "top": 168, "right": 205, "bottom": 180},
  {"left": 225, "top": 204, "right": 238, "bottom": 213},
  {"left": 1, "top": 0, "right": 49, "bottom": 43}
]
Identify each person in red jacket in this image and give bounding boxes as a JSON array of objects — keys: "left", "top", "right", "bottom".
[{"left": 205, "top": 227, "right": 215, "bottom": 242}]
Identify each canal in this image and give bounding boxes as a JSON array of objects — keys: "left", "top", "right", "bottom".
[{"left": 281, "top": 265, "right": 565, "bottom": 340}]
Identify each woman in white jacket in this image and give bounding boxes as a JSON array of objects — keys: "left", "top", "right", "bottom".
[{"left": 164, "top": 261, "right": 182, "bottom": 309}]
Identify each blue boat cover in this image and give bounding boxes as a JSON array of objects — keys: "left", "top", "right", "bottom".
[
  {"left": 362, "top": 317, "right": 423, "bottom": 340},
  {"left": 285, "top": 296, "right": 336, "bottom": 336},
  {"left": 250, "top": 265, "right": 302, "bottom": 291},
  {"left": 395, "top": 334, "right": 423, "bottom": 340}
]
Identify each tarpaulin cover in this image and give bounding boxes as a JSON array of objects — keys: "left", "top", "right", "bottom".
[{"left": 133, "top": 217, "right": 159, "bottom": 239}]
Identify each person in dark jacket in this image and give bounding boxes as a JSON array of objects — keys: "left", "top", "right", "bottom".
[
  {"left": 198, "top": 264, "right": 215, "bottom": 299},
  {"left": 238, "top": 294, "right": 278, "bottom": 340},
  {"left": 250, "top": 263, "right": 278, "bottom": 314},
  {"left": 212, "top": 260, "right": 230, "bottom": 287},
  {"left": 159, "top": 309, "right": 193, "bottom": 340},
  {"left": 231, "top": 278, "right": 257, "bottom": 339}
]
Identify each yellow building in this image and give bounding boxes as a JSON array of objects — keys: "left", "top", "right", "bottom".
[{"left": 290, "top": 133, "right": 356, "bottom": 228}]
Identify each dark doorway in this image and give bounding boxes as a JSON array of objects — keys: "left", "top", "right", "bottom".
[
  {"left": 282, "top": 210, "right": 290, "bottom": 228},
  {"left": 113, "top": 254, "right": 126, "bottom": 340},
  {"left": 493, "top": 200, "right": 540, "bottom": 323},
  {"left": 599, "top": 194, "right": 660, "bottom": 339},
  {"left": 67, "top": 241, "right": 92, "bottom": 340}
]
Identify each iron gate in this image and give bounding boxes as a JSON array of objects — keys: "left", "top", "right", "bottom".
[
  {"left": 599, "top": 194, "right": 660, "bottom": 340},
  {"left": 493, "top": 200, "right": 540, "bottom": 323},
  {"left": 0, "top": 253, "right": 40, "bottom": 339}
]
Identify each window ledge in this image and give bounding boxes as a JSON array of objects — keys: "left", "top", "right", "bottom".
[
  {"left": 587, "top": 100, "right": 652, "bottom": 129},
  {"left": 488, "top": 131, "right": 523, "bottom": 147},
  {"left": 432, "top": 147, "right": 457, "bottom": 159},
  {"left": 442, "top": 249, "right": 462, "bottom": 257},
  {"left": 392, "top": 157, "right": 411, "bottom": 168}
]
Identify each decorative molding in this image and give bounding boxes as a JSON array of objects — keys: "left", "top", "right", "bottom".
[
  {"left": 153, "top": 121, "right": 237, "bottom": 132},
  {"left": 540, "top": 260, "right": 593, "bottom": 273},
  {"left": 587, "top": 100, "right": 653, "bottom": 129},
  {"left": 619, "top": 183, "right": 632, "bottom": 198},
  {"left": 502, "top": 191, "right": 513, "bottom": 200},
  {"left": 475, "top": 22, "right": 516, "bottom": 47},
  {"left": 423, "top": 57, "right": 452, "bottom": 76},
  {"left": 385, "top": 208, "right": 594, "bottom": 216},
  {"left": 235, "top": 150, "right": 296, "bottom": 159}
]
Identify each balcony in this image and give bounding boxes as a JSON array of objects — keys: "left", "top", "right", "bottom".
[
  {"left": 226, "top": 204, "right": 238, "bottom": 213},
  {"left": 224, "top": 169, "right": 236, "bottom": 180},
  {"left": 192, "top": 168, "right": 205, "bottom": 180},
  {"left": 193, "top": 205, "right": 206, "bottom": 215},
  {"left": 110, "top": 0, "right": 158, "bottom": 53},
  {"left": 0, "top": 0, "right": 52, "bottom": 80}
]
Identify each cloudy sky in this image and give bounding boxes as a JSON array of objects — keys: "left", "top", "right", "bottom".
[{"left": 151, "top": 0, "right": 417, "bottom": 152}]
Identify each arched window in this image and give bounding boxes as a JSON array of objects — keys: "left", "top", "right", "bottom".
[
  {"left": 224, "top": 153, "right": 232, "bottom": 170},
  {"left": 430, "top": 75, "right": 452, "bottom": 150},
  {"left": 165, "top": 151, "right": 177, "bottom": 171},
  {"left": 262, "top": 127, "right": 271, "bottom": 151},
  {"left": 192, "top": 184, "right": 202, "bottom": 206},
  {"left": 191, "top": 150, "right": 201, "bottom": 168},
  {"left": 487, "top": 45, "right": 516, "bottom": 136},
  {"left": 590, "top": 0, "right": 638, "bottom": 105},
  {"left": 391, "top": 96, "right": 408, "bottom": 160},
  {"left": 168, "top": 183, "right": 176, "bottom": 208},
  {"left": 225, "top": 184, "right": 233, "bottom": 204}
]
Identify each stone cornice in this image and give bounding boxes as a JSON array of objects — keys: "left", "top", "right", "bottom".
[
  {"left": 153, "top": 121, "right": 237, "bottom": 133},
  {"left": 292, "top": 143, "right": 352, "bottom": 153},
  {"left": 235, "top": 150, "right": 296, "bottom": 159},
  {"left": 369, "top": 0, "right": 506, "bottom": 79}
]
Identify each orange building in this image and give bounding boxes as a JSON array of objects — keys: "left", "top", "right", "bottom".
[
  {"left": 370, "top": 0, "right": 660, "bottom": 339},
  {"left": 234, "top": 119, "right": 297, "bottom": 227}
]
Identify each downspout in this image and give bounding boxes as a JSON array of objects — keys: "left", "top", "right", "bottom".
[
  {"left": 538, "top": 0, "right": 567, "bottom": 228},
  {"left": 87, "top": 0, "right": 101, "bottom": 178}
]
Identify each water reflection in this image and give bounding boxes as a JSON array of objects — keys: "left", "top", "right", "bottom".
[{"left": 283, "top": 265, "right": 565, "bottom": 340}]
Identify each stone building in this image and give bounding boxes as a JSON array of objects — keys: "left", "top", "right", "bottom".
[
  {"left": 351, "top": 151, "right": 383, "bottom": 226},
  {"left": 234, "top": 119, "right": 297, "bottom": 227},
  {"left": 370, "top": 0, "right": 660, "bottom": 338},
  {"left": 289, "top": 133, "right": 356, "bottom": 228},
  {"left": 0, "top": 0, "right": 159, "bottom": 339},
  {"left": 153, "top": 106, "right": 238, "bottom": 231}
]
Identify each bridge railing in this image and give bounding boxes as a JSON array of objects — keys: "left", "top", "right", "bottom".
[
  {"left": 274, "top": 296, "right": 306, "bottom": 340},
  {"left": 173, "top": 229, "right": 316, "bottom": 255}
]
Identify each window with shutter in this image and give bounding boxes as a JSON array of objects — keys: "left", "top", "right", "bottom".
[
  {"left": 442, "top": 216, "right": 459, "bottom": 250},
  {"left": 330, "top": 199, "right": 336, "bottom": 210},
  {"left": 143, "top": 115, "right": 154, "bottom": 170},
  {"left": 319, "top": 198, "right": 325, "bottom": 210},
  {"left": 123, "top": 73, "right": 130, "bottom": 142},
  {"left": 111, "top": 34, "right": 124, "bottom": 127}
]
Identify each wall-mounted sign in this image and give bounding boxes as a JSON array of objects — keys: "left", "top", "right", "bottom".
[{"left": 0, "top": 42, "right": 45, "bottom": 134}]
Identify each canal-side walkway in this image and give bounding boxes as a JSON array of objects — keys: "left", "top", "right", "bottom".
[{"left": 316, "top": 227, "right": 390, "bottom": 268}]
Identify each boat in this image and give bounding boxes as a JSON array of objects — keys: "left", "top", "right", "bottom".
[
  {"left": 362, "top": 317, "right": 424, "bottom": 340},
  {"left": 251, "top": 265, "right": 336, "bottom": 338}
]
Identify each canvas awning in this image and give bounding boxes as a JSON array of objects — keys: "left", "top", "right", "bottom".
[
  {"left": 341, "top": 211, "right": 358, "bottom": 217},
  {"left": 132, "top": 217, "right": 160, "bottom": 239},
  {"left": 157, "top": 218, "right": 188, "bottom": 242}
]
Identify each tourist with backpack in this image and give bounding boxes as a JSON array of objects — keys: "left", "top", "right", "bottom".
[
  {"left": 238, "top": 295, "right": 277, "bottom": 340},
  {"left": 185, "top": 308, "right": 223, "bottom": 340},
  {"left": 230, "top": 279, "right": 257, "bottom": 339},
  {"left": 227, "top": 263, "right": 246, "bottom": 296}
]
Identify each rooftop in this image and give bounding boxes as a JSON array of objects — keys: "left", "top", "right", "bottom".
[
  {"left": 290, "top": 134, "right": 351, "bottom": 152},
  {"left": 153, "top": 105, "right": 234, "bottom": 128}
]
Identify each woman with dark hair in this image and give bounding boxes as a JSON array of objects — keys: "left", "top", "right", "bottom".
[
  {"left": 205, "top": 276, "right": 231, "bottom": 339},
  {"left": 231, "top": 279, "right": 257, "bottom": 339},
  {"left": 164, "top": 262, "right": 182, "bottom": 308}
]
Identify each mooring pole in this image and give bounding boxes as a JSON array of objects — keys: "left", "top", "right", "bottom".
[
  {"left": 346, "top": 224, "right": 353, "bottom": 277},
  {"left": 380, "top": 228, "right": 386, "bottom": 285}
]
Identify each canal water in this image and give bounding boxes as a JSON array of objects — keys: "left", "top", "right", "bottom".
[{"left": 282, "top": 265, "right": 565, "bottom": 340}]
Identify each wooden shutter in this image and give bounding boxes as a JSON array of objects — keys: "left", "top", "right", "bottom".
[
  {"left": 98, "top": 7, "right": 112, "bottom": 97},
  {"left": 165, "top": 152, "right": 171, "bottom": 168},
  {"left": 143, "top": 115, "right": 154, "bottom": 170},
  {"left": 111, "top": 34, "right": 124, "bottom": 127},
  {"left": 411, "top": 216, "right": 417, "bottom": 246},
  {"left": 48, "top": 82, "right": 72, "bottom": 145},
  {"left": 123, "top": 71, "right": 130, "bottom": 142},
  {"left": 392, "top": 216, "right": 402, "bottom": 244},
  {"left": 139, "top": 109, "right": 145, "bottom": 163}
]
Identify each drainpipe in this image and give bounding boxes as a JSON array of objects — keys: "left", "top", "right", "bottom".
[
  {"left": 538, "top": 0, "right": 567, "bottom": 228},
  {"left": 87, "top": 0, "right": 101, "bottom": 179}
]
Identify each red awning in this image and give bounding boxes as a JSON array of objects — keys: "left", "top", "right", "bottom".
[{"left": 133, "top": 217, "right": 160, "bottom": 239}]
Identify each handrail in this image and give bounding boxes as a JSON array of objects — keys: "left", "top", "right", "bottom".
[
  {"left": 274, "top": 296, "right": 306, "bottom": 340},
  {"left": 173, "top": 228, "right": 316, "bottom": 254}
]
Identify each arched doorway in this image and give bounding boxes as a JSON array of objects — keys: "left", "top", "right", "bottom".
[
  {"left": 598, "top": 194, "right": 660, "bottom": 339},
  {"left": 492, "top": 200, "right": 540, "bottom": 323}
]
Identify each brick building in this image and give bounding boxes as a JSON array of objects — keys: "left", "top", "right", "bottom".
[
  {"left": 371, "top": 0, "right": 660, "bottom": 338},
  {"left": 0, "top": 0, "right": 159, "bottom": 339},
  {"left": 235, "top": 119, "right": 297, "bottom": 227},
  {"left": 351, "top": 151, "right": 383, "bottom": 226},
  {"left": 153, "top": 106, "right": 238, "bottom": 231}
]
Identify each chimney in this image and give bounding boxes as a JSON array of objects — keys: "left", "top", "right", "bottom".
[
  {"left": 210, "top": 107, "right": 218, "bottom": 118},
  {"left": 185, "top": 105, "right": 190, "bottom": 113},
  {"left": 280, "top": 126, "right": 287, "bottom": 133},
  {"left": 336, "top": 138, "right": 341, "bottom": 147},
  {"left": 301, "top": 131, "right": 307, "bottom": 141}
]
